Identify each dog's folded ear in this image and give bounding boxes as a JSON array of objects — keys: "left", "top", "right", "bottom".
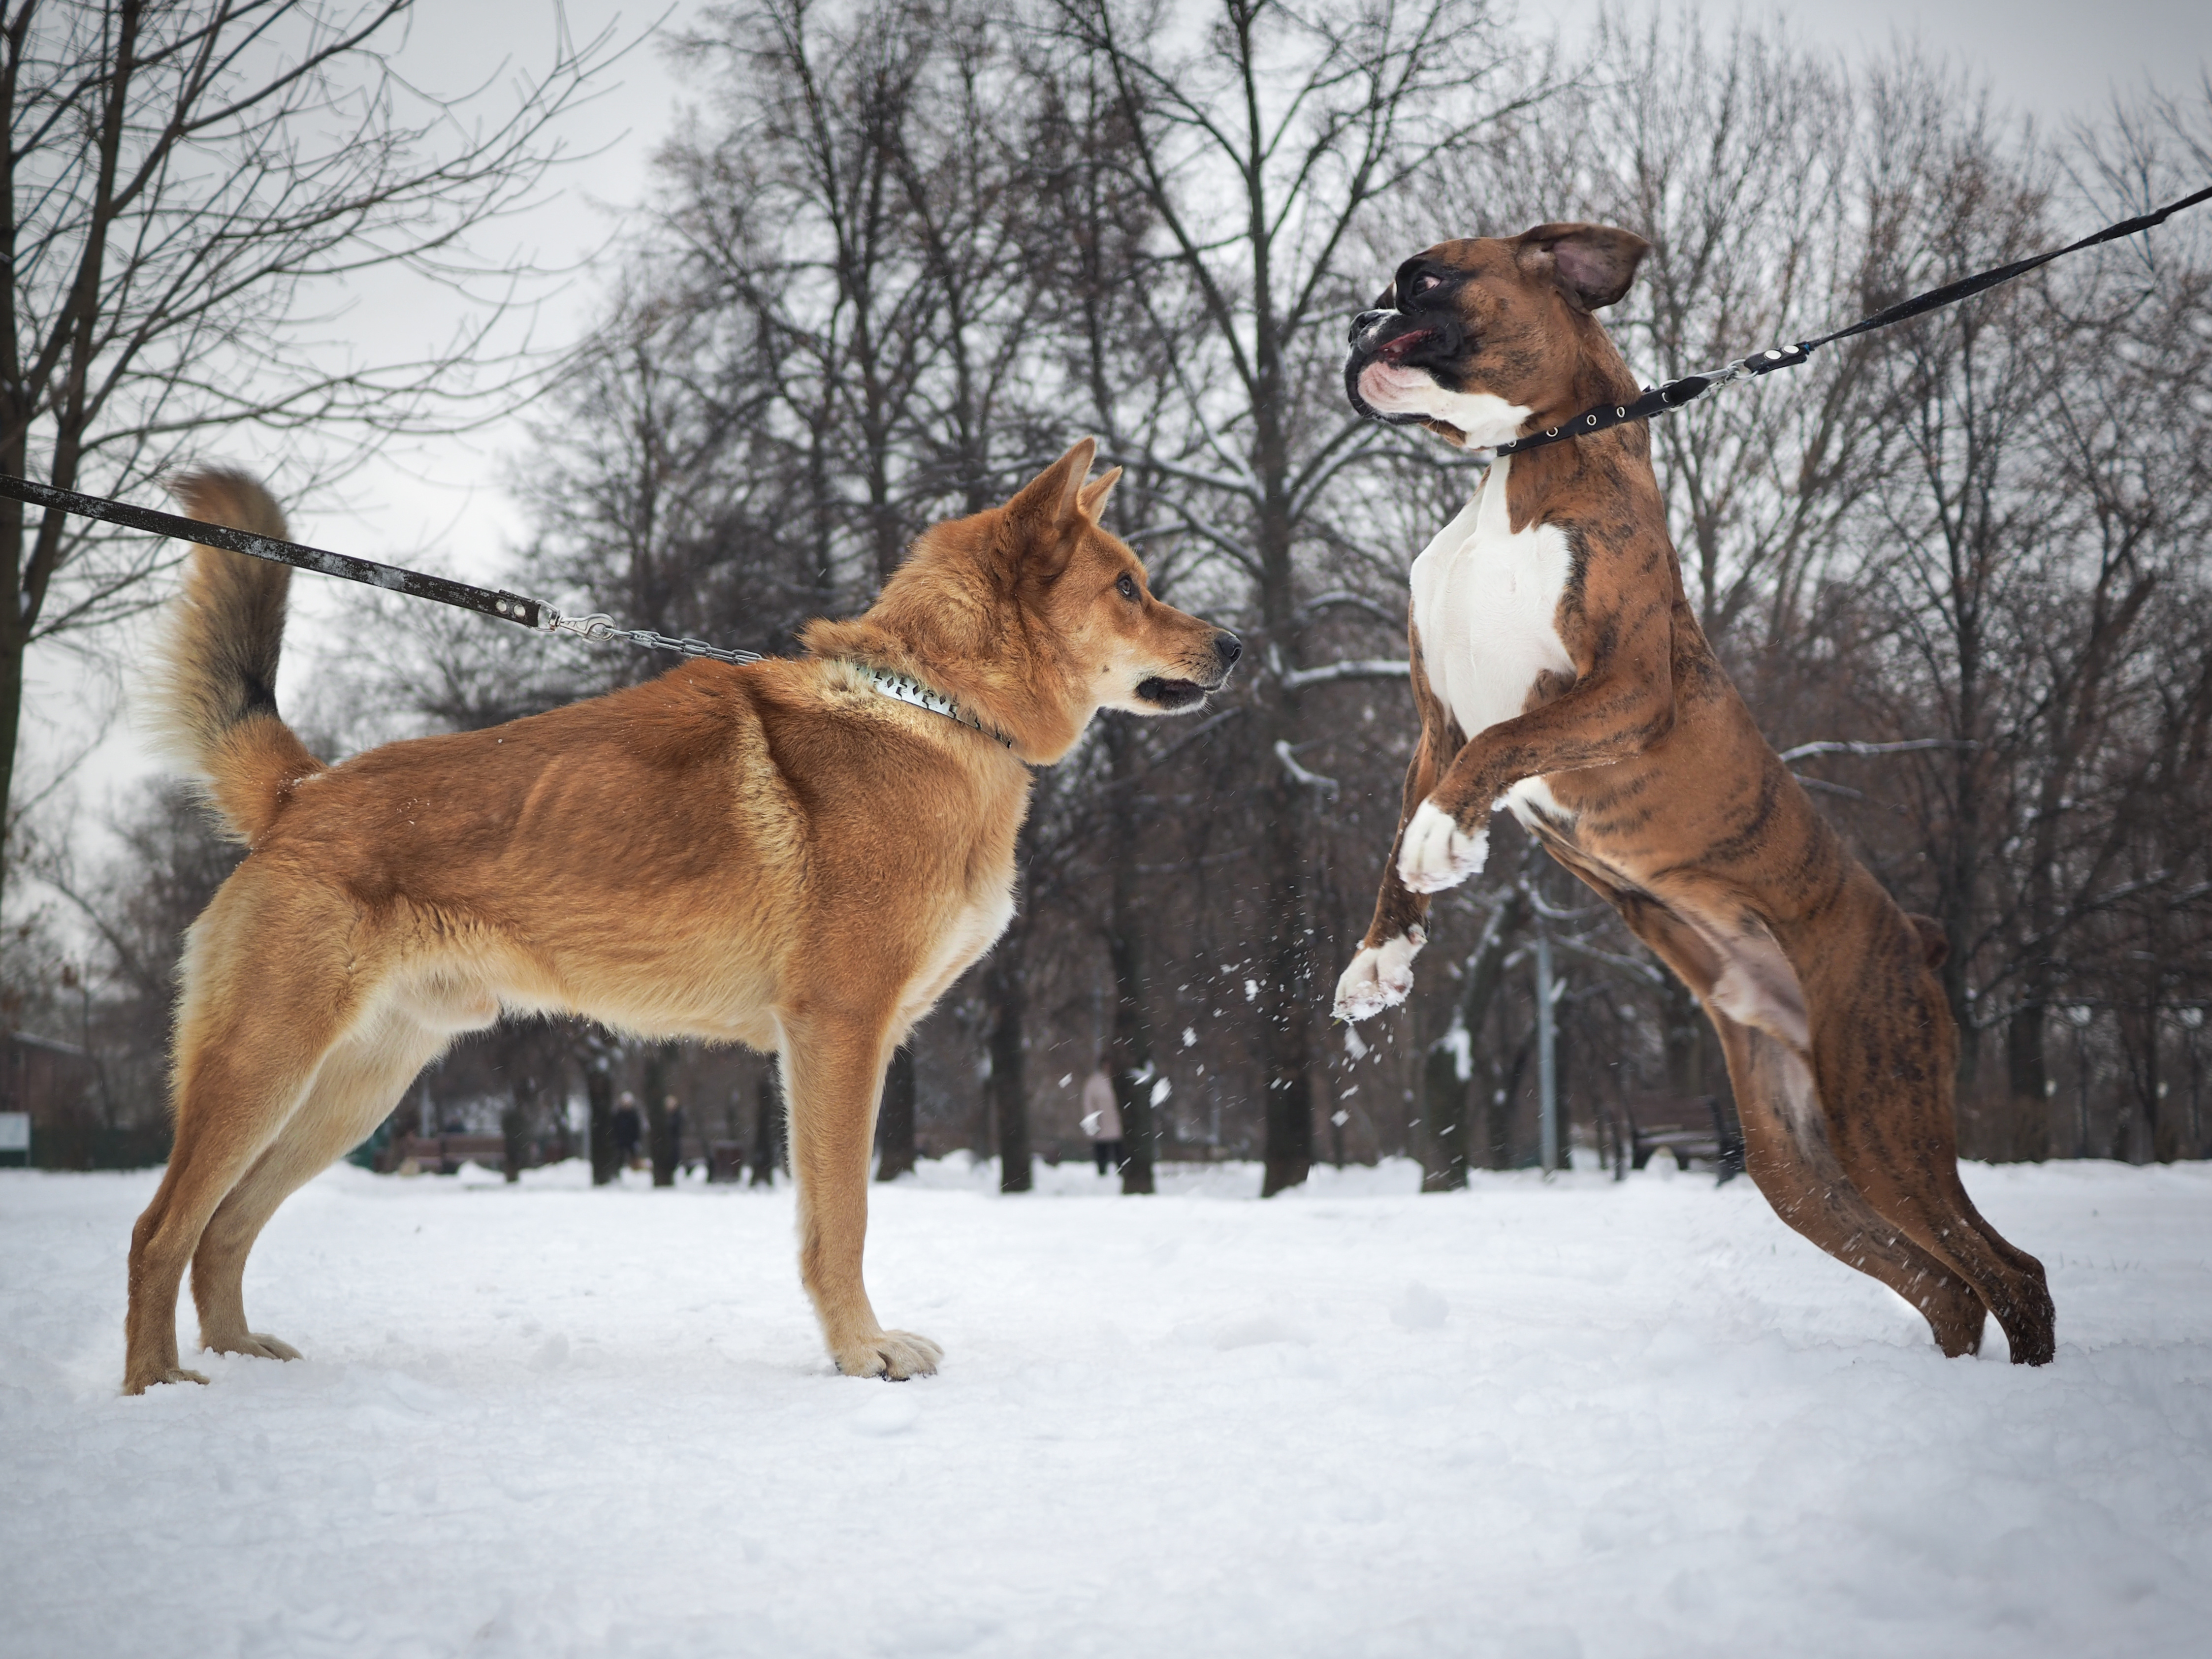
[{"left": 1516, "top": 223, "right": 1650, "bottom": 313}]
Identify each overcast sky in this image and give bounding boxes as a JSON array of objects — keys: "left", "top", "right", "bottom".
[
  {"left": 19, "top": 0, "right": 2209, "bottom": 871},
  {"left": 295, "top": 0, "right": 2212, "bottom": 595}
]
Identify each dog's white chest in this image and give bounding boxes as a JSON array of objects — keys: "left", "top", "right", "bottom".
[{"left": 1409, "top": 458, "right": 1575, "bottom": 757}]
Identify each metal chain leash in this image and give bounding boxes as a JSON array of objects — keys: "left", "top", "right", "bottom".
[{"left": 542, "top": 612, "right": 762, "bottom": 665}]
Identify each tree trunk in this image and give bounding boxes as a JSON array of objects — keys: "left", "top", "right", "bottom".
[
  {"left": 2004, "top": 1000, "right": 2053, "bottom": 1162},
  {"left": 985, "top": 948, "right": 1032, "bottom": 1193},
  {"left": 501, "top": 1065, "right": 538, "bottom": 1185},
  {"left": 1419, "top": 1032, "right": 1468, "bottom": 1191},
  {"left": 1251, "top": 326, "right": 1315, "bottom": 1198},
  {"left": 751, "top": 1059, "right": 784, "bottom": 1187},
  {"left": 642, "top": 1044, "right": 678, "bottom": 1188},
  {"left": 585, "top": 1060, "right": 619, "bottom": 1187},
  {"left": 1941, "top": 743, "right": 1984, "bottom": 1093},
  {"left": 2121, "top": 940, "right": 2173, "bottom": 1165},
  {"left": 1482, "top": 1031, "right": 1533, "bottom": 1172},
  {"left": 1660, "top": 973, "right": 1711, "bottom": 1098},
  {"left": 1104, "top": 718, "right": 1157, "bottom": 1194},
  {"left": 876, "top": 1046, "right": 918, "bottom": 1181},
  {"left": 1423, "top": 890, "right": 1530, "bottom": 1190},
  {"left": 0, "top": 627, "right": 23, "bottom": 899},
  {"left": 1257, "top": 755, "right": 1314, "bottom": 1197}
]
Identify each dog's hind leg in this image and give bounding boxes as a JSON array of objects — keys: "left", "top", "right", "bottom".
[
  {"left": 191, "top": 1003, "right": 449, "bottom": 1363},
  {"left": 1793, "top": 890, "right": 2056, "bottom": 1364},
  {"left": 1605, "top": 887, "right": 1991, "bottom": 1356},
  {"left": 125, "top": 891, "right": 367, "bottom": 1394},
  {"left": 1716, "top": 1018, "right": 1992, "bottom": 1355},
  {"left": 779, "top": 1005, "right": 941, "bottom": 1379}
]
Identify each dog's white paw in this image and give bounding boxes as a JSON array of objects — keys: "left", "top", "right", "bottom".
[
  {"left": 1398, "top": 801, "right": 1488, "bottom": 893},
  {"left": 834, "top": 1328, "right": 943, "bottom": 1381},
  {"left": 1334, "top": 928, "right": 1426, "bottom": 1021}
]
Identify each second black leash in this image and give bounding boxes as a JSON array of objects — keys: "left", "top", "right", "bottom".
[
  {"left": 0, "top": 471, "right": 762, "bottom": 667},
  {"left": 9, "top": 181, "right": 2207, "bottom": 647},
  {"left": 1489, "top": 180, "right": 2212, "bottom": 459}
]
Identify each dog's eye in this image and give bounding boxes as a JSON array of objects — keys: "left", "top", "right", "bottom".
[
  {"left": 1414, "top": 273, "right": 1442, "bottom": 293},
  {"left": 1116, "top": 574, "right": 1138, "bottom": 601}
]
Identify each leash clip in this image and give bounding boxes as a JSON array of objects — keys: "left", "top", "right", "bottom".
[{"left": 546, "top": 610, "right": 621, "bottom": 644}]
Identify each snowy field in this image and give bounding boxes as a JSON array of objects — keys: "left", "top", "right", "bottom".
[{"left": 3, "top": 1155, "right": 2209, "bottom": 1659}]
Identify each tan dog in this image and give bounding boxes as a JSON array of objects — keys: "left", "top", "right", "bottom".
[
  {"left": 1333, "top": 225, "right": 2055, "bottom": 1365},
  {"left": 123, "top": 440, "right": 1240, "bottom": 1394}
]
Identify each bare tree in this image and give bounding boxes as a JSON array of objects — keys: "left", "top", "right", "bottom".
[
  {"left": 334, "top": 10, "right": 2203, "bottom": 1181},
  {"left": 1056, "top": 0, "right": 1545, "bottom": 1193},
  {"left": 1498, "top": 9, "right": 1890, "bottom": 655},
  {"left": 0, "top": 0, "right": 621, "bottom": 902}
]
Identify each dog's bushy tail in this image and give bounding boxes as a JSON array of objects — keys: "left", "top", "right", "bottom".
[{"left": 145, "top": 469, "right": 323, "bottom": 845}]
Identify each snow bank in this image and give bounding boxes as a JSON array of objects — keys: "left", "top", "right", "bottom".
[{"left": 3, "top": 1157, "right": 2208, "bottom": 1658}]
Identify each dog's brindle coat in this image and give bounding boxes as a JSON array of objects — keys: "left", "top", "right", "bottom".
[
  {"left": 123, "top": 441, "right": 1239, "bottom": 1393},
  {"left": 1334, "top": 225, "right": 2054, "bottom": 1365}
]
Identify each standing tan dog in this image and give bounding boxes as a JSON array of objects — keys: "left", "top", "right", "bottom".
[
  {"left": 124, "top": 440, "right": 1240, "bottom": 1394},
  {"left": 1332, "top": 225, "right": 2055, "bottom": 1364}
]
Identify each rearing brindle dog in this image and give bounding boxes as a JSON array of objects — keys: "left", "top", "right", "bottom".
[{"left": 1333, "top": 223, "right": 2054, "bottom": 1364}]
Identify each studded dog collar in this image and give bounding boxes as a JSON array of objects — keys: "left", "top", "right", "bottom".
[{"left": 851, "top": 663, "right": 1018, "bottom": 752}]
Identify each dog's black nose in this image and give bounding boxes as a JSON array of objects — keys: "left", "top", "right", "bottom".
[
  {"left": 1213, "top": 631, "right": 1243, "bottom": 669},
  {"left": 1349, "top": 309, "right": 1390, "bottom": 346}
]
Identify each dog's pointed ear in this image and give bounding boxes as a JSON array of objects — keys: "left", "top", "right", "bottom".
[
  {"left": 1372, "top": 279, "right": 1397, "bottom": 311},
  {"left": 1007, "top": 439, "right": 1097, "bottom": 535},
  {"left": 1516, "top": 223, "right": 1649, "bottom": 312},
  {"left": 1076, "top": 466, "right": 1122, "bottom": 522}
]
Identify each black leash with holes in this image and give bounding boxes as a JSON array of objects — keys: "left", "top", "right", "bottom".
[
  {"left": 1489, "top": 181, "right": 2212, "bottom": 458},
  {"left": 0, "top": 471, "right": 762, "bottom": 665}
]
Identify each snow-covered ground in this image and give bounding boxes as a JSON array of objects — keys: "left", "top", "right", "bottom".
[{"left": 3, "top": 1154, "right": 2208, "bottom": 1659}]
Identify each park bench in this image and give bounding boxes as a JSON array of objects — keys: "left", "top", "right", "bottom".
[
  {"left": 706, "top": 1140, "right": 746, "bottom": 1183},
  {"left": 386, "top": 1134, "right": 509, "bottom": 1175},
  {"left": 1600, "top": 1094, "right": 1745, "bottom": 1184}
]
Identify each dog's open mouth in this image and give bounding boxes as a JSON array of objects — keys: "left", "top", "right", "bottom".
[
  {"left": 1137, "top": 676, "right": 1208, "bottom": 709},
  {"left": 1376, "top": 327, "right": 1435, "bottom": 365},
  {"left": 1348, "top": 335, "right": 1450, "bottom": 431}
]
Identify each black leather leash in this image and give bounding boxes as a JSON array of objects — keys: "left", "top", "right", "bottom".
[
  {"left": 0, "top": 470, "right": 762, "bottom": 665},
  {"left": 0, "top": 469, "right": 1034, "bottom": 747},
  {"left": 1489, "top": 181, "right": 2212, "bottom": 459}
]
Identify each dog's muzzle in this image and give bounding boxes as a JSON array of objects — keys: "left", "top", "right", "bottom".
[
  {"left": 1345, "top": 308, "right": 1456, "bottom": 426},
  {"left": 1137, "top": 631, "right": 1242, "bottom": 710}
]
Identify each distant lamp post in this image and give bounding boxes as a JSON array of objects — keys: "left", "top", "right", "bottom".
[
  {"left": 2180, "top": 1007, "right": 2206, "bottom": 1158},
  {"left": 1535, "top": 925, "right": 1560, "bottom": 1176},
  {"left": 2065, "top": 1005, "right": 2094, "bottom": 1157}
]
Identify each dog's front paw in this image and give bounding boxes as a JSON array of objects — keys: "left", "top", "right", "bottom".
[
  {"left": 1334, "top": 927, "right": 1426, "bottom": 1021},
  {"left": 1398, "top": 801, "right": 1488, "bottom": 893},
  {"left": 834, "top": 1328, "right": 943, "bottom": 1381},
  {"left": 204, "top": 1331, "right": 302, "bottom": 1362},
  {"left": 123, "top": 1365, "right": 209, "bottom": 1396}
]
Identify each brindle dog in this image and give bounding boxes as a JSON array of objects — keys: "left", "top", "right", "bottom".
[{"left": 1333, "top": 223, "right": 2055, "bottom": 1365}]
